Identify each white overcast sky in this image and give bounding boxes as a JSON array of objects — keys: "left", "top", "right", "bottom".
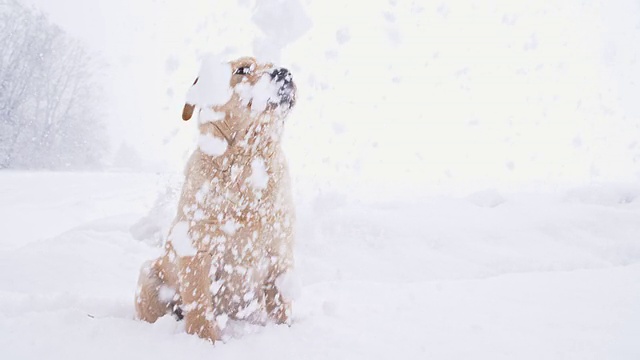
[{"left": 24, "top": 0, "right": 640, "bottom": 193}]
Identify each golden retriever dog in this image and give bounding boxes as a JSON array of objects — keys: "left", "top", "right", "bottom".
[{"left": 135, "top": 56, "right": 297, "bottom": 343}]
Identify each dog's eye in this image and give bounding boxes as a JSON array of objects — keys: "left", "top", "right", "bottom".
[{"left": 234, "top": 66, "right": 252, "bottom": 75}]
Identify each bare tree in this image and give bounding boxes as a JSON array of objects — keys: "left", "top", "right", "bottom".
[{"left": 0, "top": 0, "right": 107, "bottom": 169}]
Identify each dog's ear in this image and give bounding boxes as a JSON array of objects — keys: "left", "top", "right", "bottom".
[
  {"left": 182, "top": 77, "right": 199, "bottom": 121},
  {"left": 182, "top": 104, "right": 195, "bottom": 121}
]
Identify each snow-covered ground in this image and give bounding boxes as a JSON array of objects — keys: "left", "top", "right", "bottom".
[{"left": 1, "top": 171, "right": 639, "bottom": 359}]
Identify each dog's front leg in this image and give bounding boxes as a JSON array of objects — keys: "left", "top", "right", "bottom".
[
  {"left": 265, "top": 279, "right": 292, "bottom": 324},
  {"left": 177, "top": 252, "right": 221, "bottom": 342},
  {"left": 265, "top": 257, "right": 294, "bottom": 325}
]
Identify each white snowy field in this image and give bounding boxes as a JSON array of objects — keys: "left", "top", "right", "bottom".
[{"left": 0, "top": 171, "right": 639, "bottom": 359}]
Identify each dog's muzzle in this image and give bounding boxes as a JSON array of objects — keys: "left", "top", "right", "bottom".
[{"left": 270, "top": 68, "right": 296, "bottom": 109}]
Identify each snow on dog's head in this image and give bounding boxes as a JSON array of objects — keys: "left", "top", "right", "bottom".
[
  {"left": 186, "top": 54, "right": 233, "bottom": 109},
  {"left": 182, "top": 56, "right": 296, "bottom": 121}
]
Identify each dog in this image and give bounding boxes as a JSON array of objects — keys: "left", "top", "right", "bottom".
[{"left": 135, "top": 56, "right": 297, "bottom": 343}]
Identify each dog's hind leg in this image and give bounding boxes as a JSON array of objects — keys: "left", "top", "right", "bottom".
[{"left": 135, "top": 259, "right": 175, "bottom": 322}]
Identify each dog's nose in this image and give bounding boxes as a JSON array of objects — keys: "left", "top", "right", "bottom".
[{"left": 270, "top": 68, "right": 292, "bottom": 83}]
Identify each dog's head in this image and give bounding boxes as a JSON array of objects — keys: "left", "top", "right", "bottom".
[{"left": 182, "top": 57, "right": 296, "bottom": 121}]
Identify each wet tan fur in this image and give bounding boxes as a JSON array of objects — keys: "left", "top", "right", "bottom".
[{"left": 135, "top": 57, "right": 296, "bottom": 342}]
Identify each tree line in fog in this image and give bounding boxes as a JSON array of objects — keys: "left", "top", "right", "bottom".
[{"left": 0, "top": 0, "right": 107, "bottom": 170}]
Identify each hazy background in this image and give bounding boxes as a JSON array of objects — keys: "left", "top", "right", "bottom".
[
  {"left": 2, "top": 3, "right": 640, "bottom": 357},
  {"left": 13, "top": 0, "right": 640, "bottom": 195}
]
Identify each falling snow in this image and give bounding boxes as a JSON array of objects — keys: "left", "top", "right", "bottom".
[
  {"left": 198, "top": 134, "right": 228, "bottom": 157},
  {"left": 168, "top": 221, "right": 197, "bottom": 257},
  {"left": 248, "top": 158, "right": 269, "bottom": 190},
  {"left": 186, "top": 54, "right": 233, "bottom": 108},
  {"left": 4, "top": 0, "right": 640, "bottom": 358}
]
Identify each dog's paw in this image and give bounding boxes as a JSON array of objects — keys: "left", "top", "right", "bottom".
[{"left": 185, "top": 319, "right": 221, "bottom": 343}]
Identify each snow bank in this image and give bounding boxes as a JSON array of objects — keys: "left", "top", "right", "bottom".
[{"left": 1, "top": 173, "right": 639, "bottom": 359}]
